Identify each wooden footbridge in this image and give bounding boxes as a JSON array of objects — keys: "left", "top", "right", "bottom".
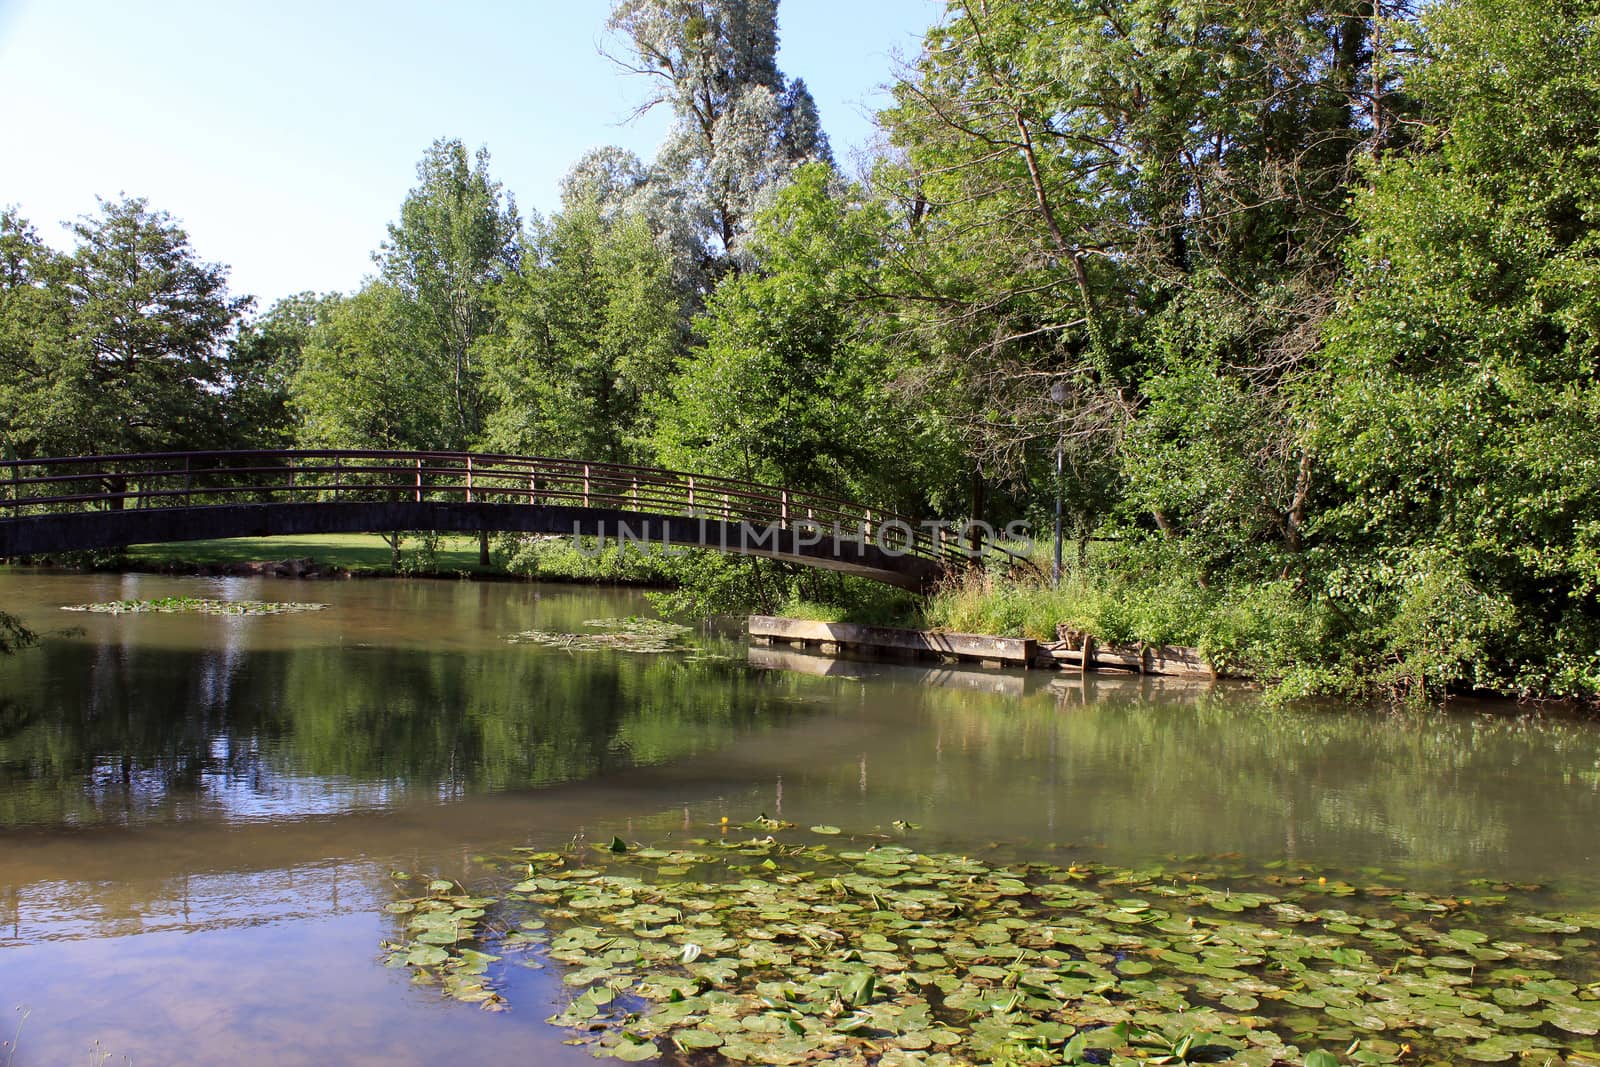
[{"left": 0, "top": 450, "right": 1011, "bottom": 590}]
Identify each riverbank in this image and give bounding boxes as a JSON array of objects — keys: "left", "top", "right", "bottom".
[
  {"left": 124, "top": 533, "right": 496, "bottom": 577},
  {"left": 8, "top": 533, "right": 674, "bottom": 587}
]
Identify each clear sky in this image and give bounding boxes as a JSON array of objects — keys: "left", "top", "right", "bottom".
[{"left": 0, "top": 0, "right": 936, "bottom": 308}]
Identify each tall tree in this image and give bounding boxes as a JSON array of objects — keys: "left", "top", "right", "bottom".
[
  {"left": 654, "top": 165, "right": 899, "bottom": 497},
  {"left": 605, "top": 0, "right": 832, "bottom": 274},
  {"left": 375, "top": 139, "right": 521, "bottom": 452},
  {"left": 291, "top": 285, "right": 443, "bottom": 453},
  {"left": 63, "top": 198, "right": 251, "bottom": 455},
  {"left": 226, "top": 292, "right": 339, "bottom": 448},
  {"left": 290, "top": 284, "right": 444, "bottom": 569},
  {"left": 1311, "top": 0, "right": 1600, "bottom": 696},
  {"left": 878, "top": 0, "right": 1408, "bottom": 575},
  {"left": 1, "top": 199, "right": 248, "bottom": 459},
  {"left": 485, "top": 196, "right": 683, "bottom": 465},
  {"left": 0, "top": 209, "right": 78, "bottom": 458}
]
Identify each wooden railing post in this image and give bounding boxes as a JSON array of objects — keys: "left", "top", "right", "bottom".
[
  {"left": 583, "top": 464, "right": 591, "bottom": 508},
  {"left": 687, "top": 475, "right": 695, "bottom": 513},
  {"left": 466, "top": 454, "right": 474, "bottom": 503},
  {"left": 334, "top": 456, "right": 342, "bottom": 501},
  {"left": 183, "top": 457, "right": 192, "bottom": 507},
  {"left": 780, "top": 489, "right": 788, "bottom": 528},
  {"left": 631, "top": 474, "right": 638, "bottom": 509},
  {"left": 415, "top": 458, "right": 422, "bottom": 502}
]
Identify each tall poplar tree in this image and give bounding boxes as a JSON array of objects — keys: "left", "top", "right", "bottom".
[
  {"left": 605, "top": 0, "right": 832, "bottom": 275},
  {"left": 376, "top": 139, "right": 521, "bottom": 452}
]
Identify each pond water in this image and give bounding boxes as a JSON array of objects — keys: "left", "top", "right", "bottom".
[{"left": 1, "top": 570, "right": 1599, "bottom": 1065}]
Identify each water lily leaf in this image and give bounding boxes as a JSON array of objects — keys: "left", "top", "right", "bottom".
[
  {"left": 672, "top": 1028, "right": 723, "bottom": 1050},
  {"left": 810, "top": 825, "right": 841, "bottom": 835},
  {"left": 405, "top": 945, "right": 448, "bottom": 966}
]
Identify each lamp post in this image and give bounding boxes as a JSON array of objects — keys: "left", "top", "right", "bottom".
[{"left": 1050, "top": 381, "right": 1068, "bottom": 588}]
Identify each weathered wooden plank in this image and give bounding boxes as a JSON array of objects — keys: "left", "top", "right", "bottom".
[
  {"left": 748, "top": 616, "right": 1036, "bottom": 667},
  {"left": 1039, "top": 640, "right": 1214, "bottom": 678}
]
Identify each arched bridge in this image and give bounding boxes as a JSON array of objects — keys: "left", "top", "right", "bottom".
[{"left": 0, "top": 450, "right": 1013, "bottom": 590}]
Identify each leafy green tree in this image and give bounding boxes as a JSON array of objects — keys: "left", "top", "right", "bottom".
[
  {"left": 1, "top": 199, "right": 247, "bottom": 459},
  {"left": 0, "top": 209, "right": 79, "bottom": 458},
  {"left": 61, "top": 197, "right": 251, "bottom": 455},
  {"left": 879, "top": 0, "right": 1406, "bottom": 571},
  {"left": 292, "top": 284, "right": 444, "bottom": 453},
  {"left": 485, "top": 198, "right": 682, "bottom": 463},
  {"left": 226, "top": 292, "right": 339, "bottom": 448},
  {"left": 651, "top": 165, "right": 951, "bottom": 612},
  {"left": 1310, "top": 0, "right": 1600, "bottom": 697},
  {"left": 654, "top": 166, "right": 891, "bottom": 492},
  {"left": 376, "top": 138, "right": 521, "bottom": 452},
  {"left": 290, "top": 283, "right": 444, "bottom": 568}
]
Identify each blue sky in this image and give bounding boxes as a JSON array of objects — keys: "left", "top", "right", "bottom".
[{"left": 0, "top": 0, "right": 937, "bottom": 307}]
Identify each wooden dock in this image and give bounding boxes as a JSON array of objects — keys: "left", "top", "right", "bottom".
[
  {"left": 748, "top": 615, "right": 1035, "bottom": 667},
  {"left": 747, "top": 616, "right": 1218, "bottom": 679}
]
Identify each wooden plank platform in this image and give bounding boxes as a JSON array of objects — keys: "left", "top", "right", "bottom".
[
  {"left": 748, "top": 617, "right": 1220, "bottom": 679},
  {"left": 1037, "top": 640, "right": 1213, "bottom": 678},
  {"left": 748, "top": 615, "right": 1036, "bottom": 668}
]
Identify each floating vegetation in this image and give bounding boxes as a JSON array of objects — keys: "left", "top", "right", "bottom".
[
  {"left": 62, "top": 596, "right": 328, "bottom": 616},
  {"left": 506, "top": 617, "right": 694, "bottom": 654},
  {"left": 382, "top": 828, "right": 1600, "bottom": 1066},
  {"left": 381, "top": 879, "right": 508, "bottom": 1010}
]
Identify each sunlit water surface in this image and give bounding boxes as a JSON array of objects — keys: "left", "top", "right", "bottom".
[{"left": 1, "top": 570, "right": 1598, "bottom": 1064}]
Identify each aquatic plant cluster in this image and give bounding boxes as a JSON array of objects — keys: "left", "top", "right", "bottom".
[
  {"left": 382, "top": 827, "right": 1600, "bottom": 1066},
  {"left": 61, "top": 596, "right": 328, "bottom": 615},
  {"left": 505, "top": 617, "right": 695, "bottom": 654}
]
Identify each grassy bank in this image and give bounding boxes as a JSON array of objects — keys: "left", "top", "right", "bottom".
[
  {"left": 124, "top": 533, "right": 498, "bottom": 575},
  {"left": 921, "top": 569, "right": 1331, "bottom": 687},
  {"left": 119, "top": 532, "right": 678, "bottom": 585}
]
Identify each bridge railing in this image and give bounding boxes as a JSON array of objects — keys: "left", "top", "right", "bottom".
[{"left": 0, "top": 450, "right": 1023, "bottom": 569}]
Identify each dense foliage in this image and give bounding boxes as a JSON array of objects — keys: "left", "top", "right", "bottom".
[{"left": 3, "top": 0, "right": 1597, "bottom": 697}]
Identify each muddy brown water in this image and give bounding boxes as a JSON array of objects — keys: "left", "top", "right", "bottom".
[{"left": 1, "top": 570, "right": 1598, "bottom": 1065}]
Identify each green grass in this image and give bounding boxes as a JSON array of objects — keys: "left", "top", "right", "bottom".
[{"left": 125, "top": 533, "right": 496, "bottom": 574}]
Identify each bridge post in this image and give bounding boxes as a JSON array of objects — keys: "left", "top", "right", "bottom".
[
  {"left": 781, "top": 490, "right": 788, "bottom": 528},
  {"left": 583, "top": 465, "right": 591, "bottom": 508},
  {"left": 528, "top": 471, "right": 537, "bottom": 503},
  {"left": 415, "top": 458, "right": 422, "bottom": 502},
  {"left": 184, "top": 457, "right": 192, "bottom": 507},
  {"left": 631, "top": 474, "right": 638, "bottom": 509},
  {"left": 687, "top": 475, "right": 695, "bottom": 513},
  {"left": 466, "top": 455, "right": 474, "bottom": 503}
]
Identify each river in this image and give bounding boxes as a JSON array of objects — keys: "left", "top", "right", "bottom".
[{"left": 2, "top": 571, "right": 1598, "bottom": 1065}]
